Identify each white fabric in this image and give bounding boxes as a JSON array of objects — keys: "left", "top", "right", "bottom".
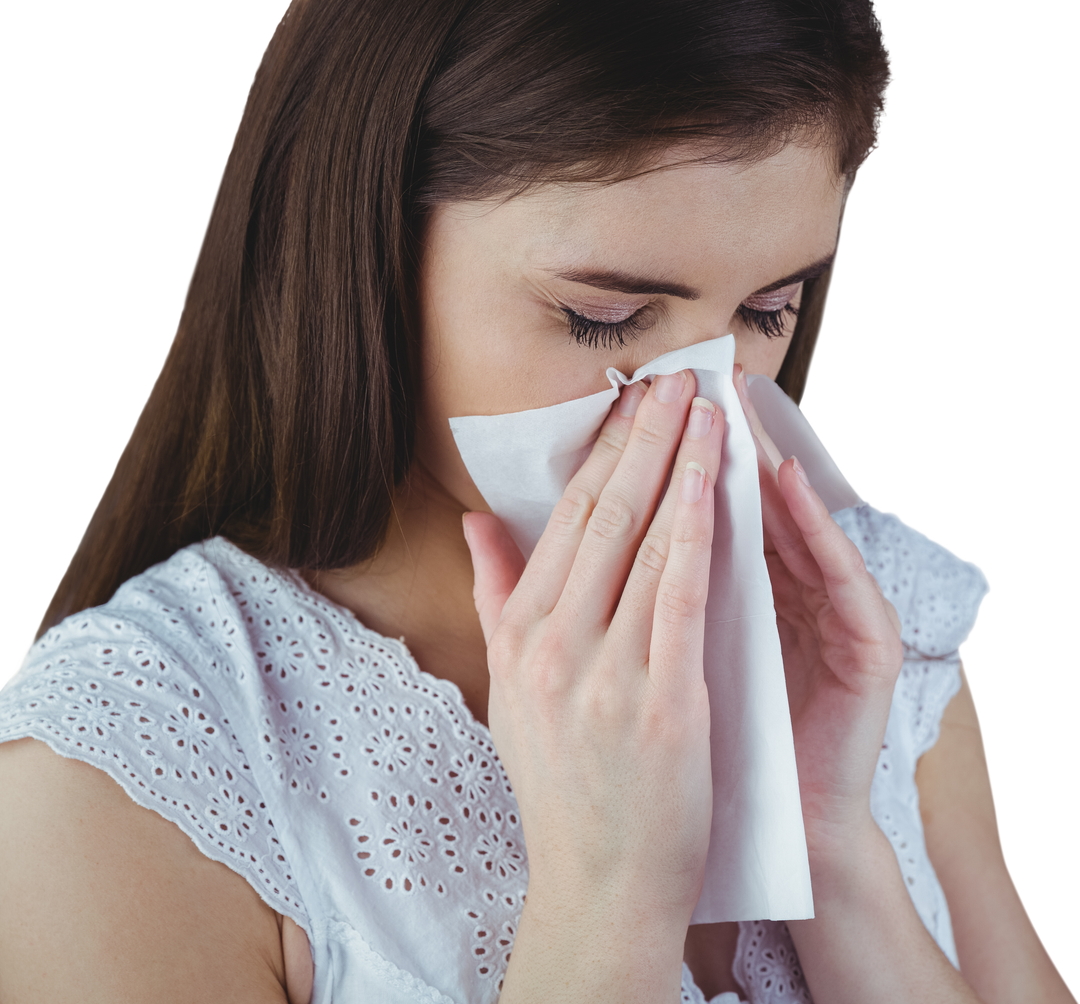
[
  {"left": 0, "top": 506, "right": 986, "bottom": 1003},
  {"left": 451, "top": 336, "right": 814, "bottom": 923},
  {"left": 2, "top": 509, "right": 993, "bottom": 1001}
]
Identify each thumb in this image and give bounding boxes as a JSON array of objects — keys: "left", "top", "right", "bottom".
[{"left": 462, "top": 512, "right": 526, "bottom": 645}]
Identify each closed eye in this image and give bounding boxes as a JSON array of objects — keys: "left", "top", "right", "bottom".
[
  {"left": 562, "top": 305, "right": 653, "bottom": 350},
  {"left": 736, "top": 281, "right": 802, "bottom": 339},
  {"left": 562, "top": 276, "right": 806, "bottom": 346}
]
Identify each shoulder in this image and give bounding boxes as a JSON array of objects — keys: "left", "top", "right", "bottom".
[
  {"left": 0, "top": 538, "right": 314, "bottom": 924},
  {"left": 0, "top": 736, "right": 290, "bottom": 1003}
]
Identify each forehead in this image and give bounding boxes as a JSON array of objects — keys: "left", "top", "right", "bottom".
[{"left": 451, "top": 142, "right": 845, "bottom": 294}]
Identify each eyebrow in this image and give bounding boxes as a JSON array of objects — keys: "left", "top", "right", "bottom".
[
  {"left": 751, "top": 252, "right": 836, "bottom": 294},
  {"left": 549, "top": 267, "right": 701, "bottom": 300},
  {"left": 549, "top": 251, "right": 836, "bottom": 301}
]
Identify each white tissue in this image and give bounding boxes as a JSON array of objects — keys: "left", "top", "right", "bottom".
[{"left": 450, "top": 334, "right": 854, "bottom": 923}]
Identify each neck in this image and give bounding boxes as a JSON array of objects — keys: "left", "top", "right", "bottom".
[{"left": 304, "top": 464, "right": 491, "bottom": 726}]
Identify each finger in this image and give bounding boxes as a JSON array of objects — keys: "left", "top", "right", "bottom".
[
  {"left": 732, "top": 364, "right": 824, "bottom": 585},
  {"left": 556, "top": 370, "right": 697, "bottom": 630},
  {"left": 505, "top": 380, "right": 648, "bottom": 621},
  {"left": 611, "top": 395, "right": 724, "bottom": 658},
  {"left": 733, "top": 364, "right": 784, "bottom": 471},
  {"left": 463, "top": 511, "right": 526, "bottom": 644},
  {"left": 759, "top": 455, "right": 825, "bottom": 588},
  {"left": 646, "top": 431, "right": 721, "bottom": 688},
  {"left": 777, "top": 457, "right": 895, "bottom": 641}
]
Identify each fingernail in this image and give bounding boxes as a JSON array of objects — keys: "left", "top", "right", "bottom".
[
  {"left": 682, "top": 461, "right": 707, "bottom": 502},
  {"left": 686, "top": 397, "right": 715, "bottom": 439},
  {"left": 461, "top": 513, "right": 475, "bottom": 550},
  {"left": 653, "top": 370, "right": 686, "bottom": 404},
  {"left": 618, "top": 380, "right": 647, "bottom": 417},
  {"left": 792, "top": 456, "right": 811, "bottom": 488}
]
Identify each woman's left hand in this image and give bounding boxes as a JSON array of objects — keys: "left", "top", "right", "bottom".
[
  {"left": 734, "top": 372, "right": 991, "bottom": 1003},
  {"left": 734, "top": 367, "right": 903, "bottom": 854}
]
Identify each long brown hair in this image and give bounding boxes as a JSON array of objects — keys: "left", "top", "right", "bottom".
[{"left": 40, "top": 0, "right": 889, "bottom": 635}]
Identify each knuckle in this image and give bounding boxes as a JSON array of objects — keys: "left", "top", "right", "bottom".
[
  {"left": 640, "top": 688, "right": 698, "bottom": 744},
  {"left": 528, "top": 633, "right": 576, "bottom": 697},
  {"left": 635, "top": 534, "right": 670, "bottom": 577},
  {"left": 487, "top": 626, "right": 523, "bottom": 678},
  {"left": 631, "top": 420, "right": 670, "bottom": 452},
  {"left": 669, "top": 519, "right": 710, "bottom": 549},
  {"left": 592, "top": 426, "right": 629, "bottom": 461},
  {"left": 489, "top": 623, "right": 580, "bottom": 700},
  {"left": 549, "top": 484, "right": 595, "bottom": 532},
  {"left": 653, "top": 578, "right": 705, "bottom": 624},
  {"left": 588, "top": 495, "right": 638, "bottom": 543}
]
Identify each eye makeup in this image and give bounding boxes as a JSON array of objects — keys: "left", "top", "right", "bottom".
[
  {"left": 561, "top": 280, "right": 802, "bottom": 349},
  {"left": 736, "top": 281, "right": 802, "bottom": 340},
  {"left": 740, "top": 282, "right": 802, "bottom": 314},
  {"left": 561, "top": 304, "right": 655, "bottom": 350},
  {"left": 735, "top": 300, "right": 798, "bottom": 340}
]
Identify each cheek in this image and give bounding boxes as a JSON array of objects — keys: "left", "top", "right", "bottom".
[{"left": 732, "top": 331, "right": 793, "bottom": 380}]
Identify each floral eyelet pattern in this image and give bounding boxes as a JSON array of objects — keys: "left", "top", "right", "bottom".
[{"left": 0, "top": 507, "right": 984, "bottom": 1003}]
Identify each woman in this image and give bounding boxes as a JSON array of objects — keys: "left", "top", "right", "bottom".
[{"left": 0, "top": 1, "right": 1073, "bottom": 1002}]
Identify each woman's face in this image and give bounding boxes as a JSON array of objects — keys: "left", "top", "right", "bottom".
[{"left": 416, "top": 141, "right": 845, "bottom": 512}]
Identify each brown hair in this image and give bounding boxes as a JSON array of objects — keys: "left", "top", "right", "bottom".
[{"left": 40, "top": 0, "right": 889, "bottom": 635}]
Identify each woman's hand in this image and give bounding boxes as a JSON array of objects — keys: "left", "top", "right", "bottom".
[
  {"left": 736, "top": 367, "right": 984, "bottom": 1003},
  {"left": 463, "top": 371, "right": 724, "bottom": 1003},
  {"left": 734, "top": 366, "right": 903, "bottom": 854}
]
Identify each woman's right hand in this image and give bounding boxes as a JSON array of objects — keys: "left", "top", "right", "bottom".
[{"left": 462, "top": 370, "right": 724, "bottom": 1003}]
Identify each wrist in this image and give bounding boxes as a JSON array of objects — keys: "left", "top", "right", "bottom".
[
  {"left": 498, "top": 877, "right": 690, "bottom": 1004},
  {"left": 788, "top": 817, "right": 982, "bottom": 1004},
  {"left": 803, "top": 810, "right": 889, "bottom": 892}
]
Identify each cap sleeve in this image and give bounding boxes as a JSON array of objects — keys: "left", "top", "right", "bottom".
[
  {"left": 0, "top": 571, "right": 309, "bottom": 929},
  {"left": 833, "top": 505, "right": 989, "bottom": 659}
]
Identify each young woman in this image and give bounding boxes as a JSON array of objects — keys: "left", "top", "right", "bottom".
[{"left": 0, "top": 2, "right": 1073, "bottom": 1002}]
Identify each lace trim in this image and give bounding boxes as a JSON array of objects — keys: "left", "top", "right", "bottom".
[
  {"left": 325, "top": 918, "right": 463, "bottom": 1003},
  {"left": 680, "top": 963, "right": 746, "bottom": 1004},
  {"left": 1, "top": 510, "right": 981, "bottom": 1002},
  {"left": 833, "top": 507, "right": 987, "bottom": 659},
  {"left": 733, "top": 922, "right": 812, "bottom": 1003}
]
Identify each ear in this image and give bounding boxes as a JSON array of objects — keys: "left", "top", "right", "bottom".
[{"left": 462, "top": 512, "right": 526, "bottom": 645}]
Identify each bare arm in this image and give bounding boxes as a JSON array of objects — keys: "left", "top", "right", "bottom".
[
  {"left": 915, "top": 668, "right": 1076, "bottom": 1004},
  {"left": 787, "top": 819, "right": 983, "bottom": 1002},
  {"left": 786, "top": 668, "right": 1076, "bottom": 1004},
  {"left": 0, "top": 737, "right": 305, "bottom": 1004}
]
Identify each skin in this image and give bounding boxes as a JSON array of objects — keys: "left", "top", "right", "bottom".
[
  {"left": 0, "top": 141, "right": 1073, "bottom": 1003},
  {"left": 313, "top": 142, "right": 831, "bottom": 728}
]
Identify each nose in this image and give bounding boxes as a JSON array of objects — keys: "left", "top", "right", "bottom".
[{"left": 608, "top": 324, "right": 735, "bottom": 383}]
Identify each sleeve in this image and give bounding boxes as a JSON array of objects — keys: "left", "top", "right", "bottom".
[
  {"left": 832, "top": 505, "right": 989, "bottom": 660},
  {"left": 833, "top": 506, "right": 982, "bottom": 965},
  {"left": 0, "top": 602, "right": 310, "bottom": 929}
]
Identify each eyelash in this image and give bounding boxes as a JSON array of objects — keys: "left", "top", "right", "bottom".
[
  {"left": 562, "top": 307, "right": 652, "bottom": 350},
  {"left": 563, "top": 298, "right": 799, "bottom": 349},
  {"left": 736, "top": 301, "right": 799, "bottom": 339}
]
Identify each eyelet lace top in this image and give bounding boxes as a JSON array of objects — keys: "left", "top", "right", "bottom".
[{"left": 0, "top": 505, "right": 986, "bottom": 1003}]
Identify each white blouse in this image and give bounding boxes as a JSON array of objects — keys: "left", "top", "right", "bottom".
[{"left": 0, "top": 504, "right": 987, "bottom": 1003}]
